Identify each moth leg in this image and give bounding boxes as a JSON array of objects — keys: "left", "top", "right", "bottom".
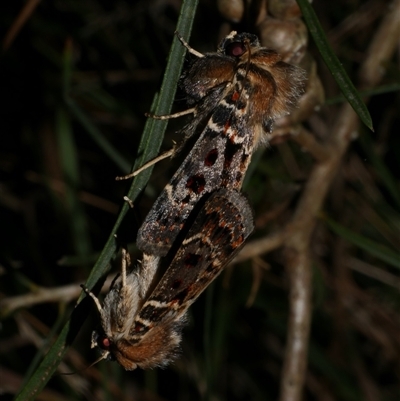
[
  {"left": 123, "top": 196, "right": 134, "bottom": 208},
  {"left": 120, "top": 247, "right": 132, "bottom": 288},
  {"left": 115, "top": 148, "right": 175, "bottom": 181},
  {"left": 137, "top": 253, "right": 161, "bottom": 299},
  {"left": 175, "top": 31, "right": 204, "bottom": 58},
  {"left": 80, "top": 284, "right": 103, "bottom": 313},
  {"left": 145, "top": 107, "right": 196, "bottom": 120}
]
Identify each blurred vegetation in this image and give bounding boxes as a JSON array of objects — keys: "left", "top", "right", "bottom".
[{"left": 0, "top": 1, "right": 399, "bottom": 401}]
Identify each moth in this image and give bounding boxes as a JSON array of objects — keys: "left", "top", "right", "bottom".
[
  {"left": 137, "top": 31, "right": 306, "bottom": 257},
  {"left": 84, "top": 189, "right": 253, "bottom": 370}
]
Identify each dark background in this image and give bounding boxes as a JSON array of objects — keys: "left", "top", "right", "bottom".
[{"left": 0, "top": 1, "right": 399, "bottom": 400}]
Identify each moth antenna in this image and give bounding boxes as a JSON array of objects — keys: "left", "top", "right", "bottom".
[
  {"left": 87, "top": 352, "right": 110, "bottom": 369},
  {"left": 58, "top": 352, "right": 109, "bottom": 376},
  {"left": 80, "top": 284, "right": 103, "bottom": 314}
]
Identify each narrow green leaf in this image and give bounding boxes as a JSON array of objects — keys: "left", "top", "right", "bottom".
[
  {"left": 322, "top": 215, "right": 400, "bottom": 270},
  {"left": 296, "top": 0, "right": 374, "bottom": 131},
  {"left": 15, "top": 1, "right": 198, "bottom": 399}
]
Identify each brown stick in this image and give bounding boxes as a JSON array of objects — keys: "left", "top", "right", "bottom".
[{"left": 277, "top": 1, "right": 400, "bottom": 399}]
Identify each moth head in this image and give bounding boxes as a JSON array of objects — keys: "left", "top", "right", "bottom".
[
  {"left": 91, "top": 329, "right": 114, "bottom": 364},
  {"left": 91, "top": 314, "right": 186, "bottom": 370},
  {"left": 219, "top": 31, "right": 260, "bottom": 59}
]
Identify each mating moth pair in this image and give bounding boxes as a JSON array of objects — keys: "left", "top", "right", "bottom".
[
  {"left": 84, "top": 31, "right": 306, "bottom": 370},
  {"left": 85, "top": 189, "right": 253, "bottom": 369}
]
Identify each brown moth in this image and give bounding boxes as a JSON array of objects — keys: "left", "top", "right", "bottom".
[
  {"left": 137, "top": 31, "right": 306, "bottom": 257},
  {"left": 84, "top": 189, "right": 253, "bottom": 370}
]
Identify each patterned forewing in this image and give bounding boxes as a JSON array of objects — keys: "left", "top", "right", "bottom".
[
  {"left": 134, "top": 189, "right": 254, "bottom": 331},
  {"left": 137, "top": 87, "right": 254, "bottom": 256}
]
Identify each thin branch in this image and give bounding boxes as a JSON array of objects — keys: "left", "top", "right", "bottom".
[
  {"left": 232, "top": 229, "right": 289, "bottom": 264},
  {"left": 0, "top": 276, "right": 114, "bottom": 318},
  {"left": 277, "top": 0, "right": 400, "bottom": 395},
  {"left": 280, "top": 245, "right": 312, "bottom": 401},
  {"left": 290, "top": 125, "right": 331, "bottom": 162}
]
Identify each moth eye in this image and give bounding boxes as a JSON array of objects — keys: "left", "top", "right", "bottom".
[
  {"left": 99, "top": 336, "right": 111, "bottom": 350},
  {"left": 225, "top": 42, "right": 246, "bottom": 57}
]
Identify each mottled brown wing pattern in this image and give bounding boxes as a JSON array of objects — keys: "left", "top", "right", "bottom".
[
  {"left": 137, "top": 32, "right": 305, "bottom": 257},
  {"left": 135, "top": 189, "right": 254, "bottom": 326},
  {"left": 90, "top": 189, "right": 253, "bottom": 370},
  {"left": 137, "top": 100, "right": 251, "bottom": 256}
]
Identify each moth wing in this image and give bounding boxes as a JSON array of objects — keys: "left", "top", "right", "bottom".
[
  {"left": 135, "top": 189, "right": 254, "bottom": 328},
  {"left": 136, "top": 90, "right": 254, "bottom": 257}
]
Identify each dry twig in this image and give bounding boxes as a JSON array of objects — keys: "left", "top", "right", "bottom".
[{"left": 233, "top": 1, "right": 400, "bottom": 400}]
